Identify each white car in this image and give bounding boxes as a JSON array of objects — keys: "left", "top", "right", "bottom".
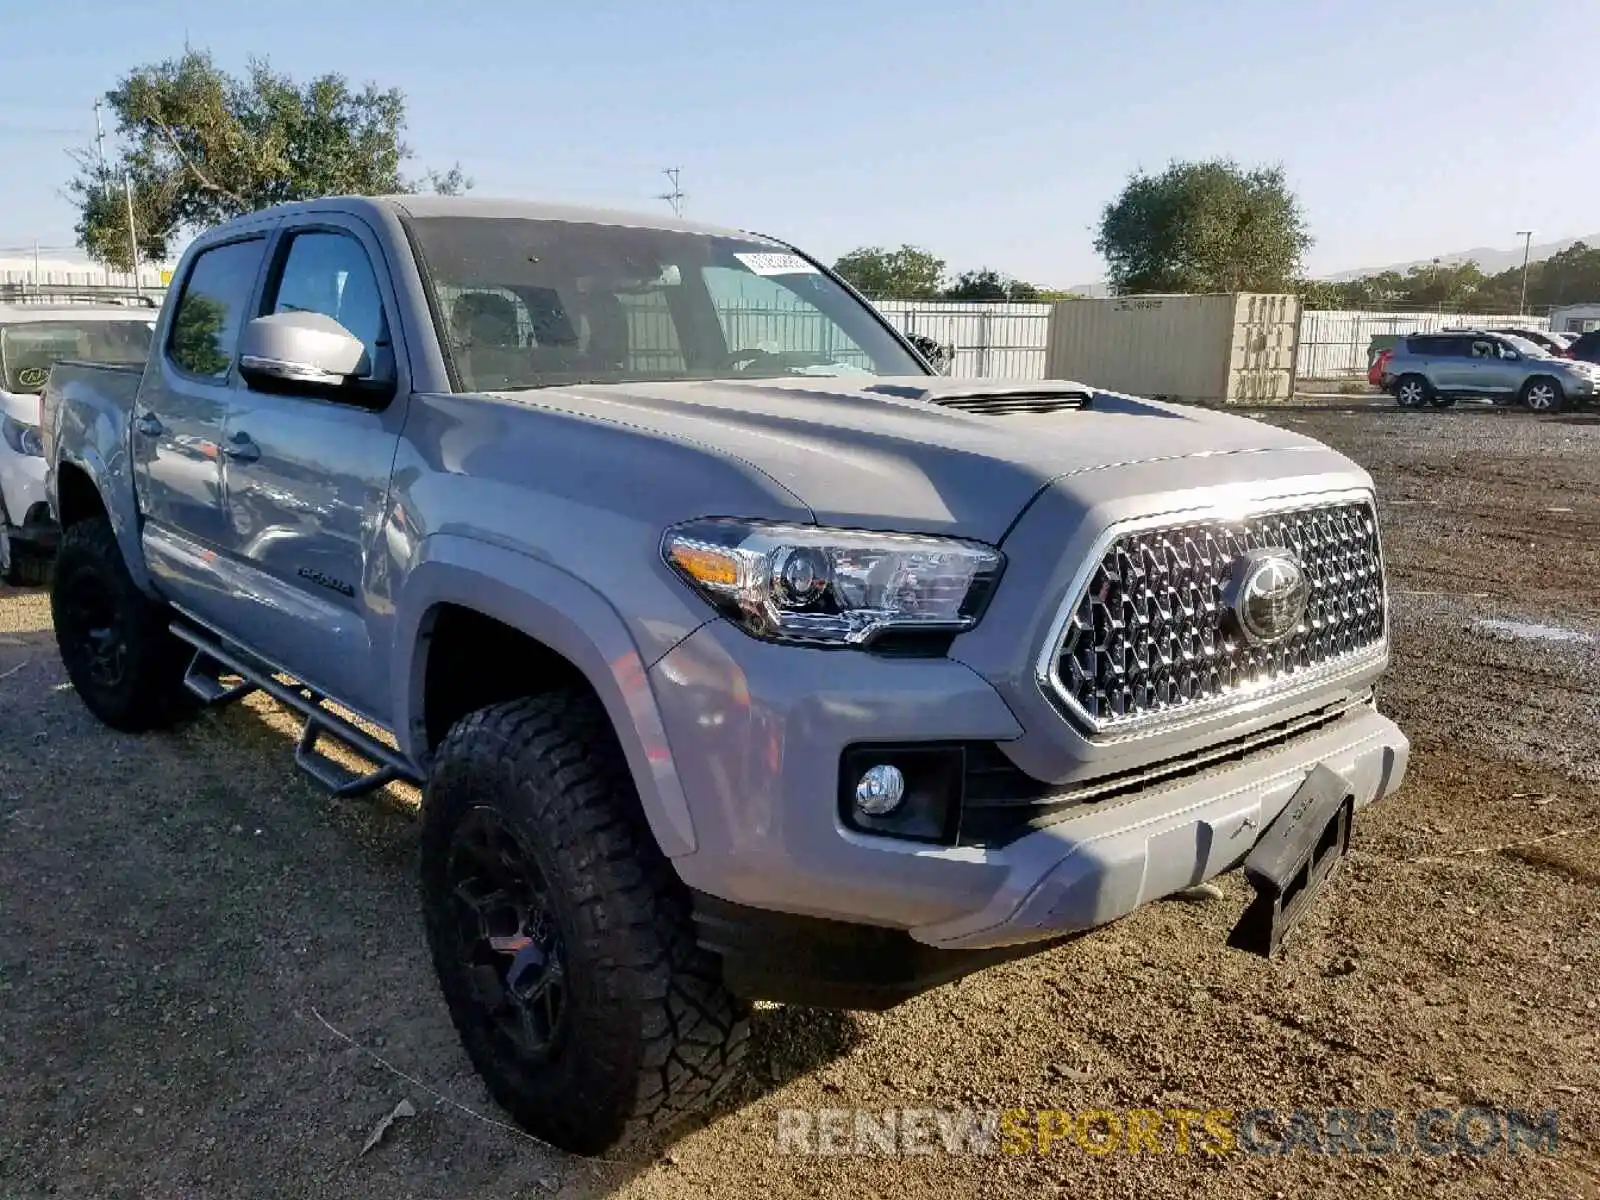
[{"left": 0, "top": 306, "right": 155, "bottom": 584}]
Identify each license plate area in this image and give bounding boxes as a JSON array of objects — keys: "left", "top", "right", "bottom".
[{"left": 1227, "top": 765, "right": 1354, "bottom": 957}]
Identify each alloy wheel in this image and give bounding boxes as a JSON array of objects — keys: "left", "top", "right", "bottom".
[{"left": 445, "top": 807, "right": 569, "bottom": 1063}]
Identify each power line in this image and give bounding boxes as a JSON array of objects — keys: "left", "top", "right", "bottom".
[
  {"left": 656, "top": 167, "right": 685, "bottom": 217},
  {"left": 0, "top": 122, "right": 84, "bottom": 137}
]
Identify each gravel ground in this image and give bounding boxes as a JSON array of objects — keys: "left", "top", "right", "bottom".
[{"left": 1, "top": 401, "right": 1596, "bottom": 1199}]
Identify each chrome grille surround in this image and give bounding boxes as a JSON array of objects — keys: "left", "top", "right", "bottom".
[{"left": 1037, "top": 490, "right": 1388, "bottom": 740}]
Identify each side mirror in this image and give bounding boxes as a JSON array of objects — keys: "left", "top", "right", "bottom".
[{"left": 238, "top": 312, "right": 394, "bottom": 405}]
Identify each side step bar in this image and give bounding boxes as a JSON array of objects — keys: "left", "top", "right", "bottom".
[{"left": 171, "top": 623, "right": 421, "bottom": 799}]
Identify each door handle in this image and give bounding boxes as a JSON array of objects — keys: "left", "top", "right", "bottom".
[
  {"left": 135, "top": 412, "right": 163, "bottom": 438},
  {"left": 222, "top": 433, "right": 261, "bottom": 464}
]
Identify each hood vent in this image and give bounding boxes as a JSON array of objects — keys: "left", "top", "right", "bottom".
[{"left": 865, "top": 382, "right": 1093, "bottom": 415}]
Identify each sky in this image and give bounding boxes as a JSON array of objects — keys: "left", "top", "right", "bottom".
[{"left": 2, "top": 0, "right": 1595, "bottom": 287}]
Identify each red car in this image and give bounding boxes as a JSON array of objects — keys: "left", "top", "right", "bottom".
[{"left": 1368, "top": 348, "right": 1393, "bottom": 388}]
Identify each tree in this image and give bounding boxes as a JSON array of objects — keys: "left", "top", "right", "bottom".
[
  {"left": 943, "top": 268, "right": 1040, "bottom": 301},
  {"left": 70, "top": 49, "right": 470, "bottom": 269},
  {"left": 1094, "top": 159, "right": 1311, "bottom": 295},
  {"left": 832, "top": 244, "right": 945, "bottom": 299},
  {"left": 1298, "top": 242, "right": 1600, "bottom": 314}
]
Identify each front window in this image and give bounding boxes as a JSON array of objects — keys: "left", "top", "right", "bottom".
[
  {"left": 407, "top": 217, "right": 924, "bottom": 392},
  {"left": 0, "top": 319, "right": 154, "bottom": 394}
]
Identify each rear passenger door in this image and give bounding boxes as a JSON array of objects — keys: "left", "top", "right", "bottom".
[
  {"left": 135, "top": 233, "right": 271, "bottom": 617},
  {"left": 215, "top": 218, "right": 408, "bottom": 715}
]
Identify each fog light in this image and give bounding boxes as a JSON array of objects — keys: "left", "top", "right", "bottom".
[{"left": 854, "top": 764, "right": 906, "bottom": 816}]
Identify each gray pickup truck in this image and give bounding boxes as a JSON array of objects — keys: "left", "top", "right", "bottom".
[{"left": 41, "top": 195, "right": 1407, "bottom": 1155}]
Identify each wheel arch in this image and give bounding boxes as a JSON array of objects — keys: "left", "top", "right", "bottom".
[
  {"left": 51, "top": 450, "right": 156, "bottom": 595},
  {"left": 392, "top": 532, "right": 698, "bottom": 858}
]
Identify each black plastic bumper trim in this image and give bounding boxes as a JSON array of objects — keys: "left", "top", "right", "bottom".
[{"left": 691, "top": 891, "right": 1067, "bottom": 1011}]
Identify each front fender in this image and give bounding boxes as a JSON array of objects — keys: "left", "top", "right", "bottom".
[{"left": 391, "top": 532, "right": 699, "bottom": 858}]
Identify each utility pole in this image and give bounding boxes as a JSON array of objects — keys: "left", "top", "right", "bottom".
[
  {"left": 657, "top": 167, "right": 685, "bottom": 218},
  {"left": 123, "top": 171, "right": 142, "bottom": 297},
  {"left": 1516, "top": 230, "right": 1534, "bottom": 316},
  {"left": 93, "top": 98, "right": 108, "bottom": 178}
]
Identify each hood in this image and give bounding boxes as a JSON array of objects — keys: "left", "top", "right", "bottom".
[{"left": 487, "top": 376, "right": 1341, "bottom": 543}]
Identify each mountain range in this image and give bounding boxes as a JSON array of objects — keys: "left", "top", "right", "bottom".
[{"left": 1323, "top": 232, "right": 1600, "bottom": 281}]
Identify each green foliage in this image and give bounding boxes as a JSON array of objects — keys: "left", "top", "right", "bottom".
[
  {"left": 169, "top": 292, "right": 229, "bottom": 376},
  {"left": 832, "top": 244, "right": 946, "bottom": 299},
  {"left": 1095, "top": 159, "right": 1311, "bottom": 295},
  {"left": 1304, "top": 242, "right": 1600, "bottom": 313},
  {"left": 70, "top": 49, "right": 471, "bottom": 269},
  {"left": 943, "top": 268, "right": 1040, "bottom": 301}
]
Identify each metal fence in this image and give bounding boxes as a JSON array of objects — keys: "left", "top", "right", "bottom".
[{"left": 876, "top": 301, "right": 1053, "bottom": 378}]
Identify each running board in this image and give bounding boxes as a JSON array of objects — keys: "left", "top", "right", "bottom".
[{"left": 170, "top": 623, "right": 420, "bottom": 799}]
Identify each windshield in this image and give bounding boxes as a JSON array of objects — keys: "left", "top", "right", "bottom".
[
  {"left": 407, "top": 217, "right": 925, "bottom": 392},
  {"left": 0, "top": 320, "right": 154, "bottom": 394}
]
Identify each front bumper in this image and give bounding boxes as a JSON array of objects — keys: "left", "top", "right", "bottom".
[
  {"left": 0, "top": 450, "right": 54, "bottom": 574},
  {"left": 652, "top": 619, "right": 1408, "bottom": 964},
  {"left": 910, "top": 702, "right": 1405, "bottom": 950}
]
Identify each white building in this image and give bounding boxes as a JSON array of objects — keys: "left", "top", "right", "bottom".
[
  {"left": 0, "top": 254, "right": 167, "bottom": 290},
  {"left": 1548, "top": 304, "right": 1600, "bottom": 334}
]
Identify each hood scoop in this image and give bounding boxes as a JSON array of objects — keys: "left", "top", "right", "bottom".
[{"left": 864, "top": 381, "right": 1093, "bottom": 415}]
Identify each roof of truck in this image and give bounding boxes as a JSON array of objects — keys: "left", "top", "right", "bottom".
[
  {"left": 217, "top": 194, "right": 763, "bottom": 243},
  {"left": 378, "top": 194, "right": 754, "bottom": 239}
]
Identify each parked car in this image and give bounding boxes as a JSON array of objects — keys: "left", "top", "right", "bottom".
[
  {"left": 42, "top": 195, "right": 1408, "bottom": 1155},
  {"left": 1368, "top": 347, "right": 1393, "bottom": 387},
  {"left": 1384, "top": 329, "right": 1598, "bottom": 412},
  {"left": 1567, "top": 328, "right": 1600, "bottom": 364},
  {"left": 0, "top": 305, "right": 154, "bottom": 585},
  {"left": 1484, "top": 327, "right": 1572, "bottom": 356}
]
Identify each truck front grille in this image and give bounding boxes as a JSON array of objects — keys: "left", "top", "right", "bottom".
[{"left": 1047, "top": 497, "right": 1386, "bottom": 735}]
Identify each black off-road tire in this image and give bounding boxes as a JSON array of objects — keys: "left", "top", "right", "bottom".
[
  {"left": 50, "top": 516, "right": 196, "bottom": 732},
  {"left": 3, "top": 549, "right": 51, "bottom": 588},
  {"left": 420, "top": 693, "right": 751, "bottom": 1156}
]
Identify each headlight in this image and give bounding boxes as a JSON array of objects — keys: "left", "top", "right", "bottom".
[
  {"left": 662, "top": 519, "right": 1003, "bottom": 647},
  {"left": 0, "top": 417, "right": 43, "bottom": 458}
]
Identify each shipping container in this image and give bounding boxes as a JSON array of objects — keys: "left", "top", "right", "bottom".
[{"left": 1044, "top": 293, "right": 1300, "bottom": 402}]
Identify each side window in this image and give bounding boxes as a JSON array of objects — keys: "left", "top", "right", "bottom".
[
  {"left": 1471, "top": 339, "right": 1494, "bottom": 359},
  {"left": 167, "top": 238, "right": 266, "bottom": 378},
  {"left": 269, "top": 231, "right": 388, "bottom": 372}
]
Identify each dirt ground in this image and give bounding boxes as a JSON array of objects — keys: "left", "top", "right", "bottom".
[{"left": 1, "top": 400, "right": 1597, "bottom": 1199}]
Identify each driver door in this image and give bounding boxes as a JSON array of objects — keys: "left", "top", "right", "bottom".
[{"left": 211, "top": 218, "right": 409, "bottom": 714}]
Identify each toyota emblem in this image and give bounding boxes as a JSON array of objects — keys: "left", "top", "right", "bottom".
[{"left": 1226, "top": 549, "right": 1309, "bottom": 645}]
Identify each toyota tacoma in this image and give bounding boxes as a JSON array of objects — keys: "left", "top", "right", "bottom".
[{"left": 40, "top": 195, "right": 1407, "bottom": 1155}]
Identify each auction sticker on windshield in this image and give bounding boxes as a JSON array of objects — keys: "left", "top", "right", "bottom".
[{"left": 734, "top": 252, "right": 819, "bottom": 276}]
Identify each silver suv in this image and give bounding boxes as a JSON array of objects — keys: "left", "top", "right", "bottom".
[{"left": 1383, "top": 329, "right": 1598, "bottom": 412}]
